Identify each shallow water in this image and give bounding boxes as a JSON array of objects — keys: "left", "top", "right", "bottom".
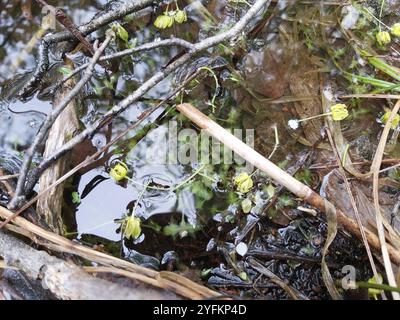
[{"left": 1, "top": 0, "right": 399, "bottom": 299}]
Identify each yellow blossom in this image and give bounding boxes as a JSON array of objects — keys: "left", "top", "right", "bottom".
[
  {"left": 376, "top": 31, "right": 391, "bottom": 45},
  {"left": 110, "top": 162, "right": 128, "bottom": 182},
  {"left": 367, "top": 274, "right": 383, "bottom": 300},
  {"left": 123, "top": 214, "right": 142, "bottom": 239},
  {"left": 234, "top": 172, "right": 253, "bottom": 194},
  {"left": 174, "top": 10, "right": 187, "bottom": 24},
  {"left": 391, "top": 23, "right": 400, "bottom": 37},
  {"left": 154, "top": 14, "right": 174, "bottom": 29},
  {"left": 331, "top": 104, "right": 349, "bottom": 121}
]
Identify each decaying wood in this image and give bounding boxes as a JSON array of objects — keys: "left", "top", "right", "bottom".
[
  {"left": 0, "top": 231, "right": 175, "bottom": 300},
  {"left": 36, "top": 76, "right": 80, "bottom": 234},
  {"left": 176, "top": 103, "right": 400, "bottom": 265}
]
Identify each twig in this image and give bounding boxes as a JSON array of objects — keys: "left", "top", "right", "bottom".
[
  {"left": 19, "top": 0, "right": 156, "bottom": 98},
  {"left": 21, "top": 0, "right": 271, "bottom": 196},
  {"left": 35, "top": 0, "right": 95, "bottom": 55},
  {"left": 51, "top": 38, "right": 195, "bottom": 94},
  {"left": 247, "top": 257, "right": 308, "bottom": 300},
  {"left": 1, "top": 69, "right": 202, "bottom": 229},
  {"left": 0, "top": 230, "right": 171, "bottom": 300},
  {"left": 9, "top": 32, "right": 114, "bottom": 209},
  {"left": 0, "top": 174, "right": 19, "bottom": 181},
  {"left": 0, "top": 209, "right": 220, "bottom": 299},
  {"left": 175, "top": 103, "right": 400, "bottom": 264}
]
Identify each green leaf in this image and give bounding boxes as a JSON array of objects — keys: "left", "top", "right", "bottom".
[
  {"left": 266, "top": 184, "right": 275, "bottom": 198},
  {"left": 58, "top": 67, "right": 72, "bottom": 76},
  {"left": 241, "top": 198, "right": 252, "bottom": 213},
  {"left": 113, "top": 23, "right": 129, "bottom": 43},
  {"left": 71, "top": 192, "right": 81, "bottom": 204},
  {"left": 163, "top": 220, "right": 197, "bottom": 238}
]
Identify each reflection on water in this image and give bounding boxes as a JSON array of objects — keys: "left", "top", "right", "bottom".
[
  {"left": 76, "top": 123, "right": 195, "bottom": 241},
  {"left": 0, "top": 98, "right": 49, "bottom": 151}
]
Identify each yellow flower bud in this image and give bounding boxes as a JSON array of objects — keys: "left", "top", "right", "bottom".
[
  {"left": 380, "top": 111, "right": 400, "bottom": 129},
  {"left": 123, "top": 214, "right": 142, "bottom": 239},
  {"left": 154, "top": 14, "right": 174, "bottom": 29},
  {"left": 110, "top": 162, "right": 128, "bottom": 182},
  {"left": 330, "top": 104, "right": 349, "bottom": 121},
  {"left": 376, "top": 31, "right": 391, "bottom": 45},
  {"left": 174, "top": 10, "right": 187, "bottom": 24},
  {"left": 391, "top": 23, "right": 400, "bottom": 37},
  {"left": 367, "top": 274, "right": 383, "bottom": 300},
  {"left": 234, "top": 172, "right": 254, "bottom": 194}
]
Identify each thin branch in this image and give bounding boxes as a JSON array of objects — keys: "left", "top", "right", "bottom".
[
  {"left": 19, "top": 0, "right": 156, "bottom": 98},
  {"left": 9, "top": 32, "right": 114, "bottom": 209},
  {"left": 25, "top": 0, "right": 270, "bottom": 194},
  {"left": 2, "top": 69, "right": 202, "bottom": 228},
  {"left": 50, "top": 38, "right": 195, "bottom": 93}
]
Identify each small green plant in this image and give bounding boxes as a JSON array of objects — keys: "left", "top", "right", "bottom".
[
  {"left": 120, "top": 214, "right": 142, "bottom": 239},
  {"left": 112, "top": 23, "right": 129, "bottom": 43},
  {"left": 367, "top": 274, "right": 383, "bottom": 300},
  {"left": 288, "top": 104, "right": 349, "bottom": 129},
  {"left": 376, "top": 30, "right": 391, "bottom": 45},
  {"left": 58, "top": 66, "right": 72, "bottom": 76},
  {"left": 110, "top": 162, "right": 129, "bottom": 182},
  {"left": 163, "top": 218, "right": 198, "bottom": 238},
  {"left": 391, "top": 23, "right": 400, "bottom": 36}
]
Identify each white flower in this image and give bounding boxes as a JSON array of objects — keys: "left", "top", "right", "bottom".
[{"left": 288, "top": 119, "right": 299, "bottom": 130}]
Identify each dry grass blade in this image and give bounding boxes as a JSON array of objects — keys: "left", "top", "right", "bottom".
[
  {"left": 325, "top": 128, "right": 380, "bottom": 289},
  {"left": 320, "top": 199, "right": 341, "bottom": 299},
  {"left": 0, "top": 205, "right": 220, "bottom": 299},
  {"left": 248, "top": 257, "right": 308, "bottom": 300},
  {"left": 370, "top": 100, "right": 400, "bottom": 300}
]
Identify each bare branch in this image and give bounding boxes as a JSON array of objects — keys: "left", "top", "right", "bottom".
[
  {"left": 50, "top": 37, "right": 195, "bottom": 93},
  {"left": 28, "top": 0, "right": 270, "bottom": 192},
  {"left": 19, "top": 0, "right": 156, "bottom": 98},
  {"left": 9, "top": 32, "right": 115, "bottom": 209}
]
